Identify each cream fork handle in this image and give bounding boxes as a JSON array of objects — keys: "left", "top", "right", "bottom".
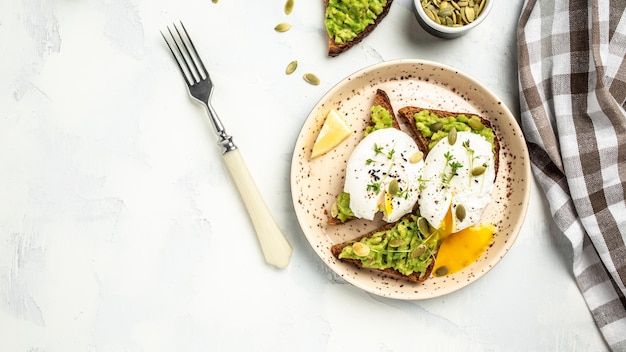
[{"left": 222, "top": 148, "right": 292, "bottom": 268}]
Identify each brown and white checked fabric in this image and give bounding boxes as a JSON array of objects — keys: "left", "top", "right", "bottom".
[{"left": 517, "top": 0, "right": 626, "bottom": 350}]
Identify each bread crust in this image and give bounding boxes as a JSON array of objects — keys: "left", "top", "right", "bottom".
[
  {"left": 397, "top": 106, "right": 500, "bottom": 177},
  {"left": 325, "top": 0, "right": 394, "bottom": 57},
  {"left": 330, "top": 215, "right": 435, "bottom": 283},
  {"left": 370, "top": 88, "right": 400, "bottom": 130}
]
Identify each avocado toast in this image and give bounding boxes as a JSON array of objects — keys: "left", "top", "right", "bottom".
[
  {"left": 327, "top": 88, "right": 405, "bottom": 225},
  {"left": 331, "top": 104, "right": 500, "bottom": 283},
  {"left": 397, "top": 106, "right": 500, "bottom": 177},
  {"left": 330, "top": 214, "right": 437, "bottom": 283},
  {"left": 324, "top": 0, "right": 394, "bottom": 57}
]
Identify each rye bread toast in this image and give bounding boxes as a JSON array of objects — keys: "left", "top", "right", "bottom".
[
  {"left": 326, "top": 88, "right": 400, "bottom": 225},
  {"left": 397, "top": 106, "right": 500, "bottom": 177},
  {"left": 325, "top": 0, "right": 394, "bottom": 57},
  {"left": 330, "top": 215, "right": 436, "bottom": 283},
  {"left": 369, "top": 88, "right": 400, "bottom": 130}
]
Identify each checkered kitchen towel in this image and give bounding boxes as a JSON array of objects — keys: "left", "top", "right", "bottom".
[{"left": 517, "top": 0, "right": 626, "bottom": 350}]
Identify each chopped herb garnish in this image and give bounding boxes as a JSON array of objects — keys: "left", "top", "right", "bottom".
[{"left": 367, "top": 182, "right": 382, "bottom": 194}]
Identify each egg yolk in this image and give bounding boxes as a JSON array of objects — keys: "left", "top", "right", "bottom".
[
  {"left": 383, "top": 193, "right": 393, "bottom": 217},
  {"left": 437, "top": 205, "right": 455, "bottom": 239},
  {"left": 433, "top": 222, "right": 495, "bottom": 276}
]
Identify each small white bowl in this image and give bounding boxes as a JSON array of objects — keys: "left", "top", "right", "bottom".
[{"left": 413, "top": 0, "right": 493, "bottom": 39}]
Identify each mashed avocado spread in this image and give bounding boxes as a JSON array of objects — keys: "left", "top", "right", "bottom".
[
  {"left": 365, "top": 104, "right": 394, "bottom": 135},
  {"left": 325, "top": 0, "right": 388, "bottom": 45},
  {"left": 412, "top": 110, "right": 495, "bottom": 150},
  {"left": 335, "top": 192, "right": 354, "bottom": 223},
  {"left": 339, "top": 215, "right": 438, "bottom": 277}
]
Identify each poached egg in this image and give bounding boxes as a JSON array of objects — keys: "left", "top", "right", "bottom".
[
  {"left": 419, "top": 131, "right": 496, "bottom": 235},
  {"left": 344, "top": 128, "right": 424, "bottom": 223}
]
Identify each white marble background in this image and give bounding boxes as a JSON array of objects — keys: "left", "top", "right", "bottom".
[{"left": 0, "top": 0, "right": 610, "bottom": 351}]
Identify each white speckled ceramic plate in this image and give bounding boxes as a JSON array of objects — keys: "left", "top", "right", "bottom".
[{"left": 290, "top": 59, "right": 530, "bottom": 300}]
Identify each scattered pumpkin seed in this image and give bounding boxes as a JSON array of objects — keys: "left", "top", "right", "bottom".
[
  {"left": 471, "top": 165, "right": 487, "bottom": 176},
  {"left": 456, "top": 204, "right": 466, "bottom": 222},
  {"left": 468, "top": 116, "right": 484, "bottom": 130},
  {"left": 274, "top": 22, "right": 292, "bottom": 32},
  {"left": 353, "top": 242, "right": 370, "bottom": 257},
  {"left": 448, "top": 127, "right": 457, "bottom": 145},
  {"left": 388, "top": 179, "right": 399, "bottom": 196},
  {"left": 284, "top": 0, "right": 294, "bottom": 15},
  {"left": 285, "top": 60, "right": 298, "bottom": 75},
  {"left": 303, "top": 72, "right": 320, "bottom": 85},
  {"left": 370, "top": 236, "right": 383, "bottom": 245},
  {"left": 435, "top": 266, "right": 449, "bottom": 276},
  {"left": 389, "top": 238, "right": 408, "bottom": 248},
  {"left": 411, "top": 245, "right": 427, "bottom": 258},
  {"left": 330, "top": 201, "right": 339, "bottom": 218},
  {"left": 410, "top": 150, "right": 424, "bottom": 163},
  {"left": 418, "top": 217, "right": 431, "bottom": 235},
  {"left": 430, "top": 121, "right": 443, "bottom": 132}
]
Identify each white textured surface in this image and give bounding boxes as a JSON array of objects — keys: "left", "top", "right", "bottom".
[{"left": 0, "top": 0, "right": 609, "bottom": 351}]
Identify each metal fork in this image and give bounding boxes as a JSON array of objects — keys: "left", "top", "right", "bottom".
[{"left": 162, "top": 22, "right": 292, "bottom": 269}]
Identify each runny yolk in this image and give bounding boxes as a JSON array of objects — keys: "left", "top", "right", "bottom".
[
  {"left": 433, "top": 222, "right": 495, "bottom": 276},
  {"left": 383, "top": 193, "right": 393, "bottom": 216},
  {"left": 432, "top": 205, "right": 495, "bottom": 276},
  {"left": 438, "top": 205, "right": 455, "bottom": 239}
]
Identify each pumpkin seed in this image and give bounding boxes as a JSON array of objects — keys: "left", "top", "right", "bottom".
[
  {"left": 389, "top": 238, "right": 407, "bottom": 248},
  {"left": 468, "top": 116, "right": 484, "bottom": 130},
  {"left": 448, "top": 127, "right": 457, "bottom": 145},
  {"left": 388, "top": 179, "right": 399, "bottom": 196},
  {"left": 330, "top": 201, "right": 339, "bottom": 218},
  {"left": 424, "top": 8, "right": 438, "bottom": 22},
  {"left": 478, "top": 0, "right": 486, "bottom": 14},
  {"left": 410, "top": 150, "right": 424, "bottom": 163},
  {"left": 456, "top": 204, "right": 466, "bottom": 222},
  {"left": 285, "top": 60, "right": 298, "bottom": 75},
  {"left": 411, "top": 245, "right": 427, "bottom": 258},
  {"left": 353, "top": 242, "right": 370, "bottom": 257},
  {"left": 438, "top": 7, "right": 453, "bottom": 17},
  {"left": 284, "top": 0, "right": 294, "bottom": 15},
  {"left": 465, "top": 6, "right": 475, "bottom": 22},
  {"left": 212, "top": 0, "right": 218, "bottom": 3},
  {"left": 435, "top": 266, "right": 449, "bottom": 276},
  {"left": 421, "top": 0, "right": 486, "bottom": 27},
  {"left": 430, "top": 121, "right": 443, "bottom": 132},
  {"left": 303, "top": 73, "right": 320, "bottom": 85},
  {"left": 370, "top": 236, "right": 383, "bottom": 245},
  {"left": 471, "top": 165, "right": 487, "bottom": 176},
  {"left": 418, "top": 217, "right": 431, "bottom": 235},
  {"left": 274, "top": 22, "right": 292, "bottom": 32}
]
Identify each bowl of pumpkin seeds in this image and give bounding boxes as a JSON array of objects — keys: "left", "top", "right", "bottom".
[{"left": 413, "top": 0, "right": 492, "bottom": 38}]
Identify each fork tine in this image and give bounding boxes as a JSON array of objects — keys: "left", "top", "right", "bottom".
[
  {"left": 177, "top": 22, "right": 209, "bottom": 81},
  {"left": 168, "top": 24, "right": 199, "bottom": 85},
  {"left": 161, "top": 29, "right": 192, "bottom": 86},
  {"left": 162, "top": 22, "right": 208, "bottom": 86}
]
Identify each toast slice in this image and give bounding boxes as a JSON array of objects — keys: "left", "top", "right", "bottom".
[
  {"left": 397, "top": 106, "right": 500, "bottom": 176},
  {"left": 324, "top": 0, "right": 394, "bottom": 57},
  {"left": 367, "top": 88, "right": 400, "bottom": 131},
  {"left": 327, "top": 88, "right": 400, "bottom": 225},
  {"left": 330, "top": 214, "right": 437, "bottom": 283}
]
